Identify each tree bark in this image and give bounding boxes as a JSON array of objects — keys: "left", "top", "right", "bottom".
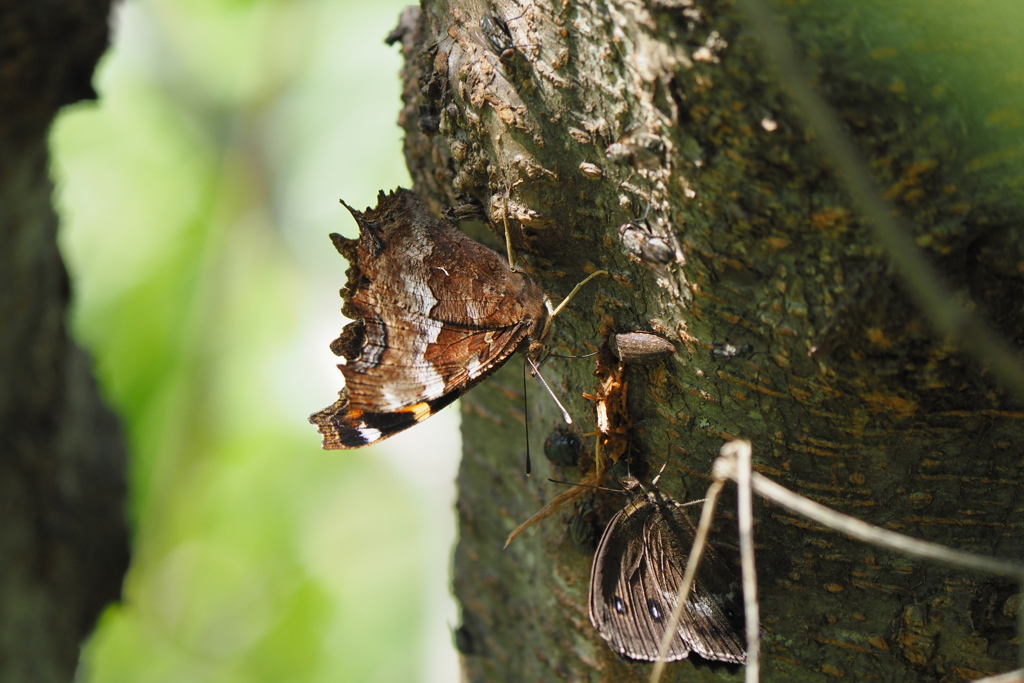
[
  {"left": 0, "top": 2, "right": 129, "bottom": 681},
  {"left": 389, "top": 0, "right": 1024, "bottom": 680}
]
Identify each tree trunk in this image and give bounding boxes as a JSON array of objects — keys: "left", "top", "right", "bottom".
[
  {"left": 389, "top": 0, "right": 1024, "bottom": 680},
  {"left": 0, "top": 2, "right": 129, "bottom": 681}
]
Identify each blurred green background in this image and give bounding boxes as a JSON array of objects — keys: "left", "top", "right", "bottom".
[{"left": 50, "top": 1, "right": 461, "bottom": 681}]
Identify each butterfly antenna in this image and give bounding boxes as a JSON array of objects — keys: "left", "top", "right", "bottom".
[
  {"left": 546, "top": 270, "right": 608, "bottom": 319},
  {"left": 502, "top": 189, "right": 517, "bottom": 272},
  {"left": 523, "top": 356, "right": 531, "bottom": 475},
  {"left": 547, "top": 478, "right": 622, "bottom": 494},
  {"left": 527, "top": 356, "right": 572, "bottom": 425},
  {"left": 546, "top": 349, "right": 601, "bottom": 359},
  {"left": 651, "top": 460, "right": 669, "bottom": 487},
  {"left": 540, "top": 270, "right": 608, "bottom": 339}
]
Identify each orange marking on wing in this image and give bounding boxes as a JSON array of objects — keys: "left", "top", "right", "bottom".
[{"left": 399, "top": 401, "right": 432, "bottom": 422}]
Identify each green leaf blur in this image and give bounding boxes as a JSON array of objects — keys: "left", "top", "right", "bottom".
[{"left": 50, "top": 1, "right": 459, "bottom": 681}]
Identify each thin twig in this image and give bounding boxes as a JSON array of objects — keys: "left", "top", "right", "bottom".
[
  {"left": 503, "top": 471, "right": 599, "bottom": 547},
  {"left": 719, "top": 441, "right": 760, "bottom": 683},
  {"left": 716, "top": 455, "right": 1024, "bottom": 580},
  {"left": 715, "top": 440, "right": 1024, "bottom": 669}
]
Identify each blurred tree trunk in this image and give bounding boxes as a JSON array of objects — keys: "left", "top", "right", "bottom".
[
  {"left": 390, "top": 0, "right": 1024, "bottom": 680},
  {"left": 0, "top": 2, "right": 129, "bottom": 682}
]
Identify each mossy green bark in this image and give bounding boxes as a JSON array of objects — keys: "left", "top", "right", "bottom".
[{"left": 393, "top": 0, "right": 1024, "bottom": 679}]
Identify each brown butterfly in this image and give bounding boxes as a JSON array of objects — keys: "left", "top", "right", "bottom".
[{"left": 309, "top": 188, "right": 548, "bottom": 449}]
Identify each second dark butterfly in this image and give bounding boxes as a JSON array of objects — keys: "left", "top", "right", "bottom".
[{"left": 589, "top": 476, "right": 747, "bottom": 664}]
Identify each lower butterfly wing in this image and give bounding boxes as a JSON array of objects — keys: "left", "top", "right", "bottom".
[
  {"left": 310, "top": 316, "right": 535, "bottom": 449},
  {"left": 648, "top": 506, "right": 747, "bottom": 664},
  {"left": 589, "top": 502, "right": 694, "bottom": 661}
]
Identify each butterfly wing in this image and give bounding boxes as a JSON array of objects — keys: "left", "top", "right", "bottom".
[
  {"left": 310, "top": 189, "right": 547, "bottom": 449},
  {"left": 589, "top": 490, "right": 746, "bottom": 663},
  {"left": 589, "top": 498, "right": 694, "bottom": 661},
  {"left": 646, "top": 501, "right": 747, "bottom": 664}
]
